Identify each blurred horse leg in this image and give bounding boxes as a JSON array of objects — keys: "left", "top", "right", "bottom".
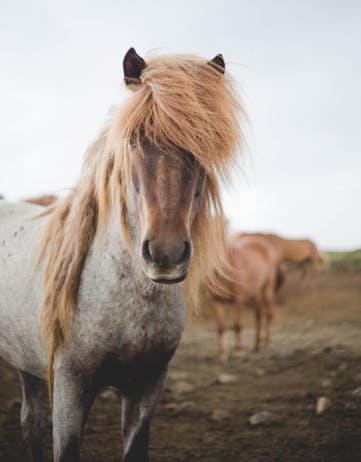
[
  {"left": 18, "top": 370, "right": 48, "bottom": 462},
  {"left": 233, "top": 302, "right": 245, "bottom": 358},
  {"left": 263, "top": 284, "right": 275, "bottom": 347},
  {"left": 275, "top": 266, "right": 285, "bottom": 294},
  {"left": 299, "top": 260, "right": 309, "bottom": 279},
  {"left": 214, "top": 300, "right": 228, "bottom": 362},
  {"left": 253, "top": 298, "right": 262, "bottom": 351}
]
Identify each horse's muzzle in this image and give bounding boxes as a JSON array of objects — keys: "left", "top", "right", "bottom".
[{"left": 141, "top": 237, "right": 192, "bottom": 283}]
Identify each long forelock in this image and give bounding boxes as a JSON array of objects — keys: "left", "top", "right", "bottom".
[{"left": 111, "top": 54, "right": 243, "bottom": 181}]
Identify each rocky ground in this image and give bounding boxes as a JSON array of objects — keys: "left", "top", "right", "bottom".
[{"left": 0, "top": 268, "right": 361, "bottom": 461}]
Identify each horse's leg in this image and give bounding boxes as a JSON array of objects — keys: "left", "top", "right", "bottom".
[
  {"left": 310, "top": 259, "right": 318, "bottom": 279},
  {"left": 253, "top": 298, "right": 262, "bottom": 351},
  {"left": 263, "top": 285, "right": 275, "bottom": 347},
  {"left": 213, "top": 300, "right": 228, "bottom": 362},
  {"left": 299, "top": 261, "right": 308, "bottom": 279},
  {"left": 233, "top": 302, "right": 245, "bottom": 358},
  {"left": 122, "top": 371, "right": 167, "bottom": 462},
  {"left": 18, "top": 370, "right": 48, "bottom": 462},
  {"left": 52, "top": 369, "right": 95, "bottom": 462}
]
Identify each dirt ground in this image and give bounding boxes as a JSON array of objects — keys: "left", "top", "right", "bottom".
[{"left": 1, "top": 268, "right": 361, "bottom": 462}]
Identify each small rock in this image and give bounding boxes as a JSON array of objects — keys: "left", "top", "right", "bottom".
[
  {"left": 322, "top": 346, "right": 333, "bottom": 354},
  {"left": 172, "top": 381, "right": 194, "bottom": 395},
  {"left": 299, "top": 419, "right": 310, "bottom": 427},
  {"left": 211, "top": 409, "right": 231, "bottom": 421},
  {"left": 168, "top": 371, "right": 191, "bottom": 381},
  {"left": 164, "top": 400, "right": 195, "bottom": 412},
  {"left": 164, "top": 402, "right": 183, "bottom": 412},
  {"left": 249, "top": 411, "right": 272, "bottom": 425},
  {"left": 99, "top": 388, "right": 119, "bottom": 401},
  {"left": 316, "top": 396, "right": 330, "bottom": 414},
  {"left": 180, "top": 401, "right": 196, "bottom": 411},
  {"left": 321, "top": 378, "right": 332, "bottom": 388},
  {"left": 217, "top": 373, "right": 237, "bottom": 384},
  {"left": 256, "top": 368, "right": 266, "bottom": 377},
  {"left": 351, "top": 386, "right": 361, "bottom": 398}
]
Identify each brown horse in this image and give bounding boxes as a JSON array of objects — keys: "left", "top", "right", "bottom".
[
  {"left": 213, "top": 234, "right": 279, "bottom": 361},
  {"left": 24, "top": 194, "right": 58, "bottom": 207},
  {"left": 241, "top": 233, "right": 324, "bottom": 278}
]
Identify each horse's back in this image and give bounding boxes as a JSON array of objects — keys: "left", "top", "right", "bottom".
[
  {"left": 1, "top": 198, "right": 42, "bottom": 217},
  {"left": 0, "top": 200, "right": 47, "bottom": 378}
]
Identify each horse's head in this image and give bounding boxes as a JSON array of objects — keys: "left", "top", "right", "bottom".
[
  {"left": 129, "top": 137, "right": 206, "bottom": 283},
  {"left": 123, "top": 48, "right": 225, "bottom": 284}
]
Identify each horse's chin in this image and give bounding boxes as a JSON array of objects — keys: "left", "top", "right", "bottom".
[
  {"left": 150, "top": 273, "right": 188, "bottom": 284},
  {"left": 142, "top": 265, "right": 188, "bottom": 285}
]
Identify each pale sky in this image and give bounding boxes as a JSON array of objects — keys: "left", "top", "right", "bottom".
[{"left": 0, "top": 0, "right": 360, "bottom": 250}]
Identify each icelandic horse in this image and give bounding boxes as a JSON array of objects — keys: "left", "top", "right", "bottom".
[
  {"left": 0, "top": 48, "right": 244, "bottom": 461},
  {"left": 213, "top": 234, "right": 279, "bottom": 362},
  {"left": 242, "top": 232, "right": 324, "bottom": 278}
]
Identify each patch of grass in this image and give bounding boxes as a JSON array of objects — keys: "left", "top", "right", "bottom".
[{"left": 326, "top": 249, "right": 361, "bottom": 269}]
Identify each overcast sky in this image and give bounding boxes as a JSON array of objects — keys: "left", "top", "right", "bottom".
[{"left": 0, "top": 0, "right": 360, "bottom": 250}]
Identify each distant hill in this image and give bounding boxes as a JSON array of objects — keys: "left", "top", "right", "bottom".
[{"left": 326, "top": 249, "right": 361, "bottom": 269}]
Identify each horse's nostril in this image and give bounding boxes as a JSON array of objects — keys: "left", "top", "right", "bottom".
[
  {"left": 181, "top": 240, "right": 191, "bottom": 263},
  {"left": 142, "top": 240, "right": 151, "bottom": 262}
]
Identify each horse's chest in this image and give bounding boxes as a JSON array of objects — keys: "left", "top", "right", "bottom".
[
  {"left": 119, "top": 307, "right": 182, "bottom": 361},
  {"left": 74, "top": 274, "right": 185, "bottom": 382},
  {"left": 95, "top": 305, "right": 184, "bottom": 388}
]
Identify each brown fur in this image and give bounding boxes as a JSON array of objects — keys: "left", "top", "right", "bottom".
[
  {"left": 37, "top": 53, "right": 245, "bottom": 397},
  {"left": 240, "top": 232, "right": 324, "bottom": 277},
  {"left": 24, "top": 194, "right": 58, "bottom": 207},
  {"left": 213, "top": 235, "right": 279, "bottom": 360}
]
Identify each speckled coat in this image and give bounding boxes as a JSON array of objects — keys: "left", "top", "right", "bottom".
[{"left": 0, "top": 199, "right": 185, "bottom": 461}]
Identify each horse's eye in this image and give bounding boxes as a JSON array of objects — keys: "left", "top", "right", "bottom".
[
  {"left": 129, "top": 142, "right": 137, "bottom": 151},
  {"left": 194, "top": 191, "right": 201, "bottom": 199}
]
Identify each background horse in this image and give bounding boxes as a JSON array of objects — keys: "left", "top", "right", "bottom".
[
  {"left": 241, "top": 232, "right": 324, "bottom": 279},
  {"left": 24, "top": 194, "right": 58, "bottom": 207},
  {"left": 213, "top": 234, "right": 279, "bottom": 362},
  {"left": 0, "top": 48, "right": 243, "bottom": 461}
]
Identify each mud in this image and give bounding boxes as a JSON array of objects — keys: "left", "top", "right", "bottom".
[{"left": 1, "top": 269, "right": 361, "bottom": 461}]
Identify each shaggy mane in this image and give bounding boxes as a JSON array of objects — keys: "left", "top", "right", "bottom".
[{"left": 38, "top": 53, "right": 245, "bottom": 398}]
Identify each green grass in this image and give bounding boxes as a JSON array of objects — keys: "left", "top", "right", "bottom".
[{"left": 326, "top": 248, "right": 361, "bottom": 269}]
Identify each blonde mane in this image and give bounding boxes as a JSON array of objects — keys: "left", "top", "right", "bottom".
[{"left": 38, "top": 53, "right": 245, "bottom": 396}]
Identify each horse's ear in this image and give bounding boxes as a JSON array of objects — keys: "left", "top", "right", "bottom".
[
  {"left": 123, "top": 47, "right": 146, "bottom": 87},
  {"left": 208, "top": 53, "right": 225, "bottom": 74}
]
